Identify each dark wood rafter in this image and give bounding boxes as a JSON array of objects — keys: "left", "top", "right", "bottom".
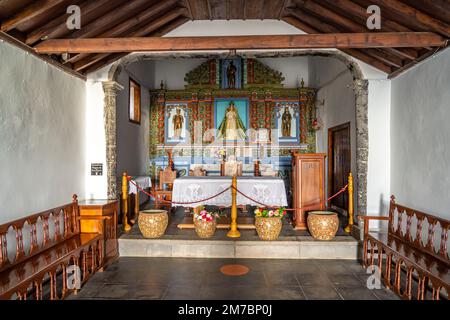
[
  {"left": 73, "top": 9, "right": 188, "bottom": 72},
  {"left": 287, "top": 1, "right": 419, "bottom": 66},
  {"left": 1, "top": 0, "right": 68, "bottom": 32},
  {"left": 25, "top": 0, "right": 117, "bottom": 45},
  {"left": 67, "top": 0, "right": 156, "bottom": 39},
  {"left": 283, "top": 9, "right": 398, "bottom": 71},
  {"left": 64, "top": 0, "right": 180, "bottom": 65},
  {"left": 83, "top": 17, "right": 190, "bottom": 75},
  {"left": 368, "top": 0, "right": 450, "bottom": 38},
  {"left": 281, "top": 16, "right": 392, "bottom": 73}
]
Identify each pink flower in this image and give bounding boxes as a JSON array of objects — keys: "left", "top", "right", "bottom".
[{"left": 268, "top": 210, "right": 274, "bottom": 217}]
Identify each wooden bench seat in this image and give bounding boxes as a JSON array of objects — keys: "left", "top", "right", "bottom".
[
  {"left": 362, "top": 196, "right": 449, "bottom": 300},
  {"left": 0, "top": 196, "right": 103, "bottom": 300}
]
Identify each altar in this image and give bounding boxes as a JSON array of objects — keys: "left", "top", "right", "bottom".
[{"left": 172, "top": 176, "right": 288, "bottom": 208}]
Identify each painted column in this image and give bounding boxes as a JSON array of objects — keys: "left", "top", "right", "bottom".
[
  {"left": 352, "top": 79, "right": 369, "bottom": 219},
  {"left": 102, "top": 81, "right": 124, "bottom": 200}
]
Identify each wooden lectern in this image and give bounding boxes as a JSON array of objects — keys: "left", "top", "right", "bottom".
[{"left": 291, "top": 153, "right": 326, "bottom": 230}]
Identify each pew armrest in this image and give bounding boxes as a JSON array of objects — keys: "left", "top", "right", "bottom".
[{"left": 360, "top": 215, "right": 389, "bottom": 236}]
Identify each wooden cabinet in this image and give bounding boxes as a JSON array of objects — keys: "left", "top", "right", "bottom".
[
  {"left": 78, "top": 200, "right": 119, "bottom": 268},
  {"left": 291, "top": 153, "right": 326, "bottom": 230}
]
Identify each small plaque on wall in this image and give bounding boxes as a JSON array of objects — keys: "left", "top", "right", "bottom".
[{"left": 91, "top": 163, "right": 103, "bottom": 176}]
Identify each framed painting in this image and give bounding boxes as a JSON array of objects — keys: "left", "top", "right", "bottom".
[
  {"left": 274, "top": 102, "right": 300, "bottom": 143},
  {"left": 129, "top": 78, "right": 141, "bottom": 124},
  {"left": 214, "top": 98, "right": 249, "bottom": 142},
  {"left": 221, "top": 58, "right": 242, "bottom": 89},
  {"left": 165, "top": 102, "right": 189, "bottom": 143}
]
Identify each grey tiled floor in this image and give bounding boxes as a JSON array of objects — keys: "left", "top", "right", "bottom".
[{"left": 68, "top": 258, "right": 400, "bottom": 300}]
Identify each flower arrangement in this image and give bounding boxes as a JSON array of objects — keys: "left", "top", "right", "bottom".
[
  {"left": 254, "top": 207, "right": 287, "bottom": 218},
  {"left": 193, "top": 206, "right": 221, "bottom": 222},
  {"left": 214, "top": 148, "right": 227, "bottom": 161}
]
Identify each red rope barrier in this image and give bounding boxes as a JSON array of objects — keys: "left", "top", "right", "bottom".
[
  {"left": 126, "top": 175, "right": 348, "bottom": 211},
  {"left": 127, "top": 176, "right": 231, "bottom": 205}
]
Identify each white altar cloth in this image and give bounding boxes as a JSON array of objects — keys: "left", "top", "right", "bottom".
[
  {"left": 172, "top": 176, "right": 288, "bottom": 208},
  {"left": 129, "top": 176, "right": 152, "bottom": 194}
]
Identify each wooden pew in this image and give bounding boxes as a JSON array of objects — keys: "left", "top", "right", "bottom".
[
  {"left": 0, "top": 195, "right": 104, "bottom": 300},
  {"left": 361, "top": 196, "right": 449, "bottom": 300}
]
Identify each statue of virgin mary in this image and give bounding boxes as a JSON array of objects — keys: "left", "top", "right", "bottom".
[{"left": 217, "top": 101, "right": 247, "bottom": 140}]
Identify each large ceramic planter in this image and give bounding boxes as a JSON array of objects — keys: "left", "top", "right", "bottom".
[
  {"left": 255, "top": 217, "right": 282, "bottom": 241},
  {"left": 194, "top": 219, "right": 217, "bottom": 239},
  {"left": 138, "top": 210, "right": 168, "bottom": 239},
  {"left": 307, "top": 211, "right": 339, "bottom": 240}
]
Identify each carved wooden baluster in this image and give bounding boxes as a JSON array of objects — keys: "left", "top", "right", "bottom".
[
  {"left": 405, "top": 212, "right": 413, "bottom": 242},
  {"left": 438, "top": 226, "right": 448, "bottom": 259},
  {"left": 91, "top": 244, "right": 96, "bottom": 272},
  {"left": 42, "top": 216, "right": 50, "bottom": 246},
  {"left": 396, "top": 209, "right": 403, "bottom": 237},
  {"left": 54, "top": 212, "right": 61, "bottom": 241},
  {"left": 416, "top": 216, "right": 424, "bottom": 247},
  {"left": 0, "top": 232, "right": 8, "bottom": 267},
  {"left": 426, "top": 218, "right": 436, "bottom": 251},
  {"left": 63, "top": 209, "right": 70, "bottom": 239},
  {"left": 14, "top": 226, "right": 25, "bottom": 261},
  {"left": 61, "top": 263, "right": 68, "bottom": 298},
  {"left": 29, "top": 223, "right": 38, "bottom": 254},
  {"left": 82, "top": 250, "right": 88, "bottom": 279},
  {"left": 394, "top": 260, "right": 402, "bottom": 294}
]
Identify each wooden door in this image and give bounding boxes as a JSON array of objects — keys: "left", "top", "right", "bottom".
[{"left": 328, "top": 123, "right": 351, "bottom": 211}]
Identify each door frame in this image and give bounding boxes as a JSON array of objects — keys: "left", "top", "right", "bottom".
[{"left": 327, "top": 122, "right": 351, "bottom": 209}]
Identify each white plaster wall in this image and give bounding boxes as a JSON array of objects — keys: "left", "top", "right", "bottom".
[
  {"left": 310, "top": 57, "right": 357, "bottom": 211},
  {"left": 0, "top": 41, "right": 86, "bottom": 223},
  {"left": 367, "top": 80, "right": 391, "bottom": 218},
  {"left": 116, "top": 62, "right": 151, "bottom": 177},
  {"left": 390, "top": 48, "right": 450, "bottom": 219}
]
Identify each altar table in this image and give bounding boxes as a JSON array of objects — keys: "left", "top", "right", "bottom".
[{"left": 172, "top": 176, "right": 288, "bottom": 208}]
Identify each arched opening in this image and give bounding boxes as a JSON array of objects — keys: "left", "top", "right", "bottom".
[{"left": 102, "top": 50, "right": 369, "bottom": 223}]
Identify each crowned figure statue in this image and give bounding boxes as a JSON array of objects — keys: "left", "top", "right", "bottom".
[{"left": 217, "top": 101, "right": 247, "bottom": 140}]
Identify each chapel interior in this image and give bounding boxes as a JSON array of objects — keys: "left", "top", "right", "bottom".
[{"left": 0, "top": 0, "right": 449, "bottom": 301}]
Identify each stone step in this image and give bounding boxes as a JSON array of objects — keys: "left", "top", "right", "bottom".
[{"left": 118, "top": 237, "right": 359, "bottom": 259}]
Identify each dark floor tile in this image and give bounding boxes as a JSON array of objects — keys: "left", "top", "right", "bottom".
[
  {"left": 328, "top": 274, "right": 364, "bottom": 287},
  {"left": 302, "top": 285, "right": 342, "bottom": 300},
  {"left": 232, "top": 286, "right": 271, "bottom": 300},
  {"left": 133, "top": 285, "right": 167, "bottom": 300},
  {"left": 295, "top": 273, "right": 331, "bottom": 287},
  {"left": 163, "top": 285, "right": 203, "bottom": 300},
  {"left": 269, "top": 286, "right": 305, "bottom": 300},
  {"left": 337, "top": 287, "right": 379, "bottom": 300},
  {"left": 371, "top": 287, "right": 401, "bottom": 300},
  {"left": 201, "top": 285, "right": 235, "bottom": 300},
  {"left": 265, "top": 271, "right": 299, "bottom": 287},
  {"left": 315, "top": 260, "right": 348, "bottom": 274},
  {"left": 93, "top": 284, "right": 133, "bottom": 299}
]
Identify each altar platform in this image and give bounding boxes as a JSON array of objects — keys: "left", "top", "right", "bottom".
[{"left": 119, "top": 207, "right": 360, "bottom": 260}]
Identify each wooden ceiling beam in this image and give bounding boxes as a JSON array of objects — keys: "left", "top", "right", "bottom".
[
  {"left": 82, "top": 17, "right": 190, "bottom": 75},
  {"left": 1, "top": 0, "right": 68, "bottom": 32},
  {"left": 73, "top": 10, "right": 188, "bottom": 71},
  {"left": 368, "top": 0, "right": 450, "bottom": 38},
  {"left": 35, "top": 32, "right": 446, "bottom": 54},
  {"left": 281, "top": 16, "right": 392, "bottom": 73}
]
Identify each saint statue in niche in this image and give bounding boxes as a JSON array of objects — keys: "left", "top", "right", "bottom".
[
  {"left": 226, "top": 60, "right": 237, "bottom": 89},
  {"left": 281, "top": 107, "right": 292, "bottom": 137},
  {"left": 172, "top": 108, "right": 184, "bottom": 139},
  {"left": 217, "top": 102, "right": 247, "bottom": 140}
]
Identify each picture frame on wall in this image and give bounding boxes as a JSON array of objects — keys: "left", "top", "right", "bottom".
[
  {"left": 274, "top": 101, "right": 300, "bottom": 143},
  {"left": 129, "top": 78, "right": 141, "bottom": 124},
  {"left": 165, "top": 102, "right": 189, "bottom": 144}
]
